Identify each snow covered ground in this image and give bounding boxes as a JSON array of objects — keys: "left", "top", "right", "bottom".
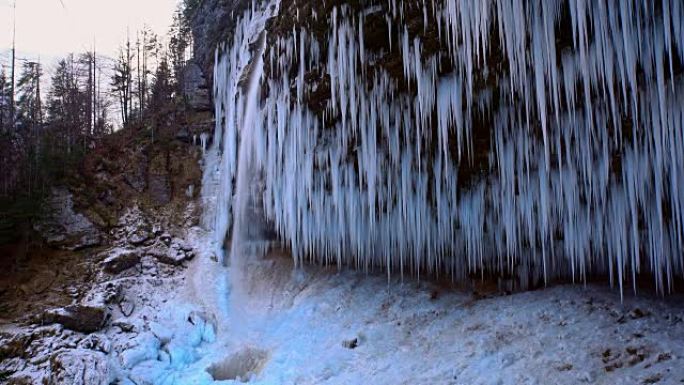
[{"left": 122, "top": 224, "right": 684, "bottom": 385}]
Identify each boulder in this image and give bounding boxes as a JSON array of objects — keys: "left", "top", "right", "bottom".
[
  {"left": 102, "top": 250, "right": 141, "bottom": 274},
  {"left": 44, "top": 304, "right": 107, "bottom": 333}
]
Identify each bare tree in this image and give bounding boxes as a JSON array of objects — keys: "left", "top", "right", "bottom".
[{"left": 112, "top": 37, "right": 134, "bottom": 127}]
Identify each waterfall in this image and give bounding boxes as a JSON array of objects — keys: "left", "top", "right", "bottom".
[
  {"left": 203, "top": 1, "right": 280, "bottom": 317},
  {"left": 209, "top": 0, "right": 684, "bottom": 296},
  {"left": 228, "top": 28, "right": 268, "bottom": 309}
]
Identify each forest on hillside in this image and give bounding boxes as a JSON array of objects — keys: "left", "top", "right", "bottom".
[{"left": 0, "top": 3, "right": 195, "bottom": 244}]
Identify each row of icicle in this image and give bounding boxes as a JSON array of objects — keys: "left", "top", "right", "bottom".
[{"left": 210, "top": 0, "right": 684, "bottom": 296}]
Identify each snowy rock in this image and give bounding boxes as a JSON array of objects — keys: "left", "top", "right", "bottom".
[
  {"left": 0, "top": 333, "right": 32, "bottom": 360},
  {"left": 172, "top": 238, "right": 193, "bottom": 252},
  {"left": 43, "top": 303, "right": 108, "bottom": 333},
  {"left": 84, "top": 282, "right": 122, "bottom": 305},
  {"left": 69, "top": 232, "right": 102, "bottom": 251},
  {"left": 150, "top": 322, "right": 174, "bottom": 344},
  {"left": 119, "top": 332, "right": 160, "bottom": 369},
  {"left": 127, "top": 229, "right": 152, "bottom": 246},
  {"left": 129, "top": 359, "right": 171, "bottom": 385},
  {"left": 78, "top": 334, "right": 112, "bottom": 354},
  {"left": 49, "top": 349, "right": 114, "bottom": 385},
  {"left": 119, "top": 299, "right": 136, "bottom": 317},
  {"left": 147, "top": 246, "right": 189, "bottom": 266},
  {"left": 102, "top": 249, "right": 141, "bottom": 274},
  {"left": 160, "top": 233, "right": 173, "bottom": 246},
  {"left": 45, "top": 233, "right": 67, "bottom": 247},
  {"left": 152, "top": 223, "right": 163, "bottom": 236},
  {"left": 112, "top": 318, "right": 137, "bottom": 333}
]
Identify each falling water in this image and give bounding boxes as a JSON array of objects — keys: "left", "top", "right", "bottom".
[{"left": 228, "top": 29, "right": 268, "bottom": 311}]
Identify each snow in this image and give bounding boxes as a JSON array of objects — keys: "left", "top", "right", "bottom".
[{"left": 86, "top": 224, "right": 684, "bottom": 385}]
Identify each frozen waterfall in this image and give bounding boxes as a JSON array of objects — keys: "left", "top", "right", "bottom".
[{"left": 208, "top": 0, "right": 684, "bottom": 296}]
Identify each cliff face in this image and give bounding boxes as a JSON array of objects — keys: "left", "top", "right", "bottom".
[
  {"left": 197, "top": 0, "right": 684, "bottom": 293},
  {"left": 188, "top": 0, "right": 249, "bottom": 87}
]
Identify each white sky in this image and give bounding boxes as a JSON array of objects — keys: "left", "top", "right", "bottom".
[{"left": 0, "top": 0, "right": 179, "bottom": 65}]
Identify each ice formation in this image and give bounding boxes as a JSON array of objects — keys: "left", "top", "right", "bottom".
[{"left": 209, "top": 0, "right": 684, "bottom": 295}]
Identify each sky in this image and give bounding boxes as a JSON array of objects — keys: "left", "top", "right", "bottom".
[{"left": 0, "top": 0, "right": 179, "bottom": 67}]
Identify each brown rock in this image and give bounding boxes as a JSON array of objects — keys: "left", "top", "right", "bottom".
[
  {"left": 102, "top": 250, "right": 141, "bottom": 274},
  {"left": 44, "top": 304, "right": 107, "bottom": 333}
]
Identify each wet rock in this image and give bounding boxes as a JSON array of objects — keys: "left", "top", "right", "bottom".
[
  {"left": 50, "top": 349, "right": 114, "bottom": 385},
  {"left": 44, "top": 303, "right": 108, "bottom": 333},
  {"left": 102, "top": 249, "right": 141, "bottom": 274}
]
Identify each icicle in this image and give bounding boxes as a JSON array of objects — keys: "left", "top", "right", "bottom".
[{"left": 206, "top": 0, "right": 684, "bottom": 296}]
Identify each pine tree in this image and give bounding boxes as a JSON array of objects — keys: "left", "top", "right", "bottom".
[{"left": 15, "top": 61, "right": 43, "bottom": 130}]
